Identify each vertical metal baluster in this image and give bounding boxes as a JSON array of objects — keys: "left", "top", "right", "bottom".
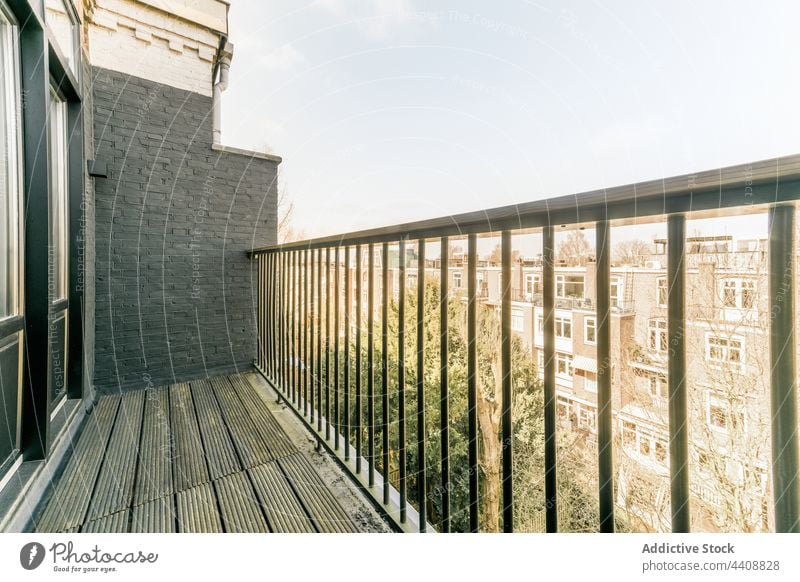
[
  {"left": 283, "top": 251, "right": 289, "bottom": 395},
  {"left": 417, "top": 241, "right": 427, "bottom": 532},
  {"left": 769, "top": 204, "right": 800, "bottom": 532},
  {"left": 269, "top": 253, "right": 274, "bottom": 378},
  {"left": 467, "top": 234, "right": 478, "bottom": 532},
  {"left": 344, "top": 246, "right": 351, "bottom": 460},
  {"left": 368, "top": 243, "right": 376, "bottom": 486},
  {"left": 667, "top": 214, "right": 690, "bottom": 532},
  {"left": 305, "top": 249, "right": 310, "bottom": 416},
  {"left": 501, "top": 231, "right": 513, "bottom": 533},
  {"left": 280, "top": 252, "right": 285, "bottom": 392},
  {"left": 317, "top": 247, "right": 323, "bottom": 431},
  {"left": 398, "top": 237, "right": 407, "bottom": 523},
  {"left": 326, "top": 247, "right": 332, "bottom": 440},
  {"left": 440, "top": 236, "right": 451, "bottom": 532},
  {"left": 596, "top": 220, "right": 615, "bottom": 532},
  {"left": 356, "top": 245, "right": 363, "bottom": 473},
  {"left": 310, "top": 249, "right": 316, "bottom": 424},
  {"left": 381, "top": 242, "right": 390, "bottom": 505},
  {"left": 292, "top": 251, "right": 297, "bottom": 403},
  {"left": 543, "top": 225, "right": 557, "bottom": 532},
  {"left": 334, "top": 247, "right": 341, "bottom": 450},
  {"left": 257, "top": 254, "right": 263, "bottom": 372},
  {"left": 268, "top": 253, "right": 274, "bottom": 378}
]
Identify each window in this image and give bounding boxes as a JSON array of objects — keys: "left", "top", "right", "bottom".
[
  {"left": 0, "top": 6, "right": 21, "bottom": 319},
  {"left": 706, "top": 334, "right": 743, "bottom": 364},
  {"left": 707, "top": 392, "right": 745, "bottom": 433},
  {"left": 556, "top": 352, "right": 573, "bottom": 377},
  {"left": 524, "top": 273, "right": 540, "bottom": 297},
  {"left": 720, "top": 278, "right": 757, "bottom": 311},
  {"left": 649, "top": 375, "right": 668, "bottom": 399},
  {"left": 556, "top": 274, "right": 584, "bottom": 299},
  {"left": 555, "top": 316, "right": 572, "bottom": 339},
  {"left": 584, "top": 372, "right": 597, "bottom": 393},
  {"left": 657, "top": 277, "right": 668, "bottom": 307},
  {"left": 49, "top": 87, "right": 69, "bottom": 301},
  {"left": 45, "top": 0, "right": 77, "bottom": 73},
  {"left": 511, "top": 308, "right": 524, "bottom": 332},
  {"left": 610, "top": 277, "right": 621, "bottom": 307},
  {"left": 584, "top": 317, "right": 596, "bottom": 344},
  {"left": 578, "top": 406, "right": 596, "bottom": 431},
  {"left": 622, "top": 420, "right": 669, "bottom": 465},
  {"left": 654, "top": 440, "right": 667, "bottom": 463},
  {"left": 453, "top": 272, "right": 462, "bottom": 289},
  {"left": 741, "top": 280, "right": 756, "bottom": 309},
  {"left": 722, "top": 280, "right": 737, "bottom": 308},
  {"left": 648, "top": 319, "right": 668, "bottom": 354}
]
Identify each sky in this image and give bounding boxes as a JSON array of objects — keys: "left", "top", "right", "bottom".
[{"left": 221, "top": 0, "right": 797, "bottom": 242}]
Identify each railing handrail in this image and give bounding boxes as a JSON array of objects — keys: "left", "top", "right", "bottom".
[{"left": 251, "top": 153, "right": 800, "bottom": 255}]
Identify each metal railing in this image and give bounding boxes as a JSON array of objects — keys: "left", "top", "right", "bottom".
[{"left": 251, "top": 154, "right": 800, "bottom": 533}]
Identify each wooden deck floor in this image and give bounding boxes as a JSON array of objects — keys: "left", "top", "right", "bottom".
[{"left": 34, "top": 374, "right": 360, "bottom": 533}]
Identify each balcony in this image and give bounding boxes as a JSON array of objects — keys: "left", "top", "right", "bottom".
[{"left": 249, "top": 154, "right": 800, "bottom": 533}]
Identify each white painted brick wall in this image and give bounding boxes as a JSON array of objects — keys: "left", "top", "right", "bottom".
[{"left": 87, "top": 0, "right": 222, "bottom": 96}]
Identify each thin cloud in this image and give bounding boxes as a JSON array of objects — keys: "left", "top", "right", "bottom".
[
  {"left": 313, "top": 0, "right": 420, "bottom": 41},
  {"left": 259, "top": 43, "right": 308, "bottom": 71}
]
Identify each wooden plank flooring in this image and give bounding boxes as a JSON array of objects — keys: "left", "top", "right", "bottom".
[{"left": 34, "top": 374, "right": 360, "bottom": 533}]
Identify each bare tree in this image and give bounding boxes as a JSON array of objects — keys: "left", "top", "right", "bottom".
[
  {"left": 614, "top": 239, "right": 651, "bottom": 266},
  {"left": 557, "top": 230, "right": 591, "bottom": 266},
  {"left": 277, "top": 175, "right": 306, "bottom": 243}
]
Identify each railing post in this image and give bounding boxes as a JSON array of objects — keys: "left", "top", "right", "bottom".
[
  {"left": 282, "top": 251, "right": 287, "bottom": 393},
  {"left": 399, "top": 237, "right": 408, "bottom": 523},
  {"left": 368, "top": 243, "right": 376, "bottom": 487},
  {"left": 381, "top": 242, "right": 390, "bottom": 505},
  {"left": 467, "top": 233, "right": 479, "bottom": 532},
  {"left": 440, "top": 236, "right": 451, "bottom": 532},
  {"left": 417, "top": 240, "right": 427, "bottom": 532},
  {"left": 768, "top": 204, "right": 800, "bottom": 532},
  {"left": 667, "top": 214, "right": 690, "bottom": 533},
  {"left": 543, "top": 224, "right": 557, "bottom": 532},
  {"left": 596, "top": 220, "right": 615, "bottom": 532},
  {"left": 344, "top": 246, "right": 351, "bottom": 460},
  {"left": 317, "top": 247, "right": 323, "bottom": 431},
  {"left": 501, "top": 230, "right": 513, "bottom": 532},
  {"left": 356, "top": 245, "right": 363, "bottom": 473}
]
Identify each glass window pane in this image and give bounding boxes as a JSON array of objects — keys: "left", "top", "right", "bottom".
[
  {"left": 0, "top": 8, "right": 21, "bottom": 318},
  {"left": 49, "top": 88, "right": 69, "bottom": 301},
  {"left": 45, "top": 0, "right": 75, "bottom": 73}
]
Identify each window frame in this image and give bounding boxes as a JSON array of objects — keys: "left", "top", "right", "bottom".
[
  {"left": 511, "top": 308, "right": 524, "bottom": 332},
  {"left": 48, "top": 83, "right": 69, "bottom": 302},
  {"left": 0, "top": 3, "right": 23, "bottom": 321},
  {"left": 647, "top": 318, "right": 668, "bottom": 354},
  {"left": 656, "top": 276, "right": 668, "bottom": 308},
  {"left": 705, "top": 332, "right": 744, "bottom": 366},
  {"left": 584, "top": 316, "right": 596, "bottom": 345}
]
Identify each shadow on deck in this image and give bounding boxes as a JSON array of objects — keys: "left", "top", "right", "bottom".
[{"left": 33, "top": 374, "right": 372, "bottom": 533}]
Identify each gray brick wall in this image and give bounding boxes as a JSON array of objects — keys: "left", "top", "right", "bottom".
[{"left": 91, "top": 67, "right": 279, "bottom": 392}]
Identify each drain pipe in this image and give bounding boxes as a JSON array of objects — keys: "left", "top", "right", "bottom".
[{"left": 212, "top": 38, "right": 234, "bottom": 146}]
